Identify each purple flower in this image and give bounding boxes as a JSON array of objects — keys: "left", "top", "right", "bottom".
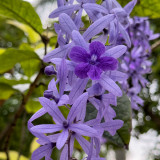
[
  {"left": 31, "top": 93, "right": 99, "bottom": 150},
  {"left": 69, "top": 41, "right": 118, "bottom": 80}
]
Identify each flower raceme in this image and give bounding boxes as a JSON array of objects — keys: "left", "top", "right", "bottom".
[
  {"left": 27, "top": 0, "right": 143, "bottom": 159},
  {"left": 119, "top": 17, "right": 159, "bottom": 109}
]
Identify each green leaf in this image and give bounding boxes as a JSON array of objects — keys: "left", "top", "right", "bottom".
[
  {"left": 25, "top": 98, "right": 42, "bottom": 113},
  {"left": 0, "top": 48, "right": 40, "bottom": 73},
  {"left": 26, "top": 85, "right": 47, "bottom": 113},
  {"left": 133, "top": 0, "right": 160, "bottom": 18},
  {"left": 85, "top": 102, "right": 97, "bottom": 122},
  {"left": 0, "top": 83, "right": 17, "bottom": 99},
  {"left": 0, "top": 0, "right": 43, "bottom": 35},
  {"left": 0, "top": 151, "right": 29, "bottom": 160},
  {"left": 104, "top": 94, "right": 132, "bottom": 148},
  {"left": 8, "top": 20, "right": 41, "bottom": 43},
  {"left": 0, "top": 77, "right": 30, "bottom": 85},
  {"left": 21, "top": 59, "right": 41, "bottom": 78},
  {"left": 0, "top": 48, "right": 5, "bottom": 54},
  {"left": 118, "top": 0, "right": 160, "bottom": 18}
]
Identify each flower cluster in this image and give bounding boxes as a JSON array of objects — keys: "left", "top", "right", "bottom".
[
  {"left": 119, "top": 17, "right": 159, "bottom": 109},
  {"left": 28, "top": 0, "right": 138, "bottom": 159}
]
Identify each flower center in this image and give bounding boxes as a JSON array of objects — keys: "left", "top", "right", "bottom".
[
  {"left": 51, "top": 143, "right": 56, "bottom": 148},
  {"left": 63, "top": 121, "right": 69, "bottom": 128},
  {"left": 89, "top": 54, "right": 97, "bottom": 65},
  {"left": 54, "top": 97, "right": 59, "bottom": 104}
]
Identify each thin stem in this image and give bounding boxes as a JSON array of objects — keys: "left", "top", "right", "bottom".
[
  {"left": 2, "top": 68, "right": 43, "bottom": 156},
  {"left": 0, "top": 34, "right": 49, "bottom": 156},
  {"left": 151, "top": 40, "right": 160, "bottom": 50},
  {"left": 68, "top": 135, "right": 71, "bottom": 160},
  {"left": 65, "top": 104, "right": 71, "bottom": 110},
  {"left": 17, "top": 111, "right": 27, "bottom": 160}
]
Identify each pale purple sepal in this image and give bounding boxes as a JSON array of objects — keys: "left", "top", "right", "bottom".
[
  {"left": 124, "top": 0, "right": 137, "bottom": 15},
  {"left": 67, "top": 92, "right": 88, "bottom": 123},
  {"left": 58, "top": 59, "right": 68, "bottom": 96},
  {"left": 59, "top": 13, "right": 78, "bottom": 36},
  {"left": 72, "top": 30, "right": 89, "bottom": 50},
  {"left": 99, "top": 74, "right": 122, "bottom": 97},
  {"left": 103, "top": 45, "right": 127, "bottom": 58},
  {"left": 69, "top": 78, "right": 88, "bottom": 104},
  {"left": 56, "top": 129, "right": 69, "bottom": 149},
  {"left": 51, "top": 58, "right": 76, "bottom": 71},
  {"left": 43, "top": 43, "right": 73, "bottom": 62},
  {"left": 39, "top": 97, "right": 66, "bottom": 124},
  {"left": 83, "top": 14, "right": 115, "bottom": 41},
  {"left": 49, "top": 4, "right": 81, "bottom": 18}
]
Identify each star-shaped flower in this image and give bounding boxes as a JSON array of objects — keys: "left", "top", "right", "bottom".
[
  {"left": 69, "top": 41, "right": 118, "bottom": 80},
  {"left": 31, "top": 92, "right": 99, "bottom": 150}
]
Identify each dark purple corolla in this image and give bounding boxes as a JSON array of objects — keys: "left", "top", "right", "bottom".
[{"left": 69, "top": 41, "right": 118, "bottom": 80}]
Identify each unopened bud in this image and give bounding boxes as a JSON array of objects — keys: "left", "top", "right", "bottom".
[
  {"left": 44, "top": 65, "right": 56, "bottom": 76},
  {"left": 44, "top": 90, "right": 54, "bottom": 99}
]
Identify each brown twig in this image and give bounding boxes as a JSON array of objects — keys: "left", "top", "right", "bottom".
[
  {"left": 2, "top": 67, "right": 43, "bottom": 158},
  {"left": 151, "top": 40, "right": 160, "bottom": 50},
  {"left": 17, "top": 111, "right": 27, "bottom": 160},
  {"left": 1, "top": 34, "right": 49, "bottom": 158}
]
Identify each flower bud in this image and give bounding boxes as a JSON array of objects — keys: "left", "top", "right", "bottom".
[
  {"left": 44, "top": 65, "right": 56, "bottom": 76},
  {"left": 44, "top": 90, "right": 54, "bottom": 99}
]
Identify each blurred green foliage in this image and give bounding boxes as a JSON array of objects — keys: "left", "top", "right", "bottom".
[{"left": 0, "top": 0, "right": 160, "bottom": 160}]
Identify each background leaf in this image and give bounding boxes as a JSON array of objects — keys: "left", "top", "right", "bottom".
[
  {"left": 0, "top": 83, "right": 17, "bottom": 100},
  {"left": 104, "top": 94, "right": 132, "bottom": 148},
  {"left": 0, "top": 0, "right": 43, "bottom": 35},
  {"left": 25, "top": 99, "right": 42, "bottom": 113},
  {"left": 0, "top": 77, "right": 30, "bottom": 85},
  {"left": 118, "top": 0, "right": 160, "bottom": 18},
  {"left": 0, "top": 48, "right": 40, "bottom": 73}
]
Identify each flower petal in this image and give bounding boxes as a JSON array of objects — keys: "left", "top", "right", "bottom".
[
  {"left": 59, "top": 13, "right": 78, "bottom": 36},
  {"left": 69, "top": 123, "right": 98, "bottom": 137},
  {"left": 97, "top": 57, "right": 118, "bottom": 71},
  {"left": 43, "top": 43, "right": 73, "bottom": 62},
  {"left": 83, "top": 3, "right": 108, "bottom": 14},
  {"left": 74, "top": 9, "right": 83, "bottom": 29},
  {"left": 49, "top": 4, "right": 81, "bottom": 18},
  {"left": 99, "top": 74, "right": 122, "bottom": 97},
  {"left": 83, "top": 14, "right": 115, "bottom": 41},
  {"left": 103, "top": 45, "right": 127, "bottom": 58},
  {"left": 58, "top": 94, "right": 69, "bottom": 106},
  {"left": 124, "top": 0, "right": 137, "bottom": 15},
  {"left": 69, "top": 78, "right": 88, "bottom": 104},
  {"left": 47, "top": 133, "right": 61, "bottom": 143},
  {"left": 60, "top": 136, "right": 75, "bottom": 160},
  {"left": 118, "top": 22, "right": 131, "bottom": 47},
  {"left": 105, "top": 71, "right": 128, "bottom": 81},
  {"left": 75, "top": 62, "right": 91, "bottom": 79},
  {"left": 75, "top": 135, "right": 93, "bottom": 155},
  {"left": 72, "top": 30, "right": 88, "bottom": 50},
  {"left": 51, "top": 58, "right": 76, "bottom": 71},
  {"left": 48, "top": 78, "right": 59, "bottom": 98},
  {"left": 31, "top": 124, "right": 62, "bottom": 133},
  {"left": 87, "top": 65, "right": 102, "bottom": 80},
  {"left": 102, "top": 93, "right": 117, "bottom": 106},
  {"left": 31, "top": 144, "right": 53, "bottom": 160},
  {"left": 89, "top": 41, "right": 105, "bottom": 57},
  {"left": 39, "top": 97, "right": 65, "bottom": 124},
  {"left": 69, "top": 46, "right": 90, "bottom": 63},
  {"left": 58, "top": 59, "right": 68, "bottom": 96},
  {"left": 100, "top": 120, "right": 124, "bottom": 136},
  {"left": 56, "top": 129, "right": 69, "bottom": 150},
  {"left": 67, "top": 92, "right": 88, "bottom": 123},
  {"left": 109, "top": 21, "right": 116, "bottom": 43}
]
